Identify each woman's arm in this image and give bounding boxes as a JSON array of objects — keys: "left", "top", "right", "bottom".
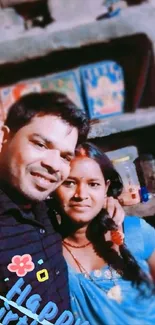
[
  {"left": 104, "top": 197, "right": 124, "bottom": 250},
  {"left": 148, "top": 251, "right": 155, "bottom": 281},
  {"left": 140, "top": 218, "right": 155, "bottom": 282},
  {"left": 104, "top": 196, "right": 125, "bottom": 227}
]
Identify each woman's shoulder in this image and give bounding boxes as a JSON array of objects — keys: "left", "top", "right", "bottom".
[
  {"left": 124, "top": 215, "right": 155, "bottom": 237},
  {"left": 124, "top": 215, "right": 155, "bottom": 233},
  {"left": 124, "top": 215, "right": 141, "bottom": 229},
  {"left": 124, "top": 215, "right": 142, "bottom": 240},
  {"left": 124, "top": 215, "right": 155, "bottom": 260}
]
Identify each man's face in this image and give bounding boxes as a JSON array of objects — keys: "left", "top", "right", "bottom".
[{"left": 1, "top": 115, "right": 78, "bottom": 201}]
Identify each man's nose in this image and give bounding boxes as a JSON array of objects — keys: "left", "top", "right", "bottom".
[{"left": 41, "top": 150, "right": 61, "bottom": 173}]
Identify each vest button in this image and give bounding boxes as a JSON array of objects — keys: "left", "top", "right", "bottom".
[{"left": 40, "top": 228, "right": 46, "bottom": 234}]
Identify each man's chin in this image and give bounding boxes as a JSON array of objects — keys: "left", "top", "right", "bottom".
[
  {"left": 21, "top": 182, "right": 61, "bottom": 202},
  {"left": 20, "top": 188, "right": 50, "bottom": 202}
]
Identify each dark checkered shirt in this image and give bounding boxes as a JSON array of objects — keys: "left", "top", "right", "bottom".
[{"left": 0, "top": 186, "right": 70, "bottom": 324}]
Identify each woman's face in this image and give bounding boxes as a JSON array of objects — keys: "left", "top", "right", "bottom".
[{"left": 56, "top": 157, "right": 109, "bottom": 225}]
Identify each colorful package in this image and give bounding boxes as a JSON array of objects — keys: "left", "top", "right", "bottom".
[
  {"left": 0, "top": 71, "right": 83, "bottom": 120},
  {"left": 80, "top": 60, "right": 125, "bottom": 119},
  {"left": 41, "top": 71, "right": 83, "bottom": 110},
  {"left": 0, "top": 82, "right": 42, "bottom": 120}
]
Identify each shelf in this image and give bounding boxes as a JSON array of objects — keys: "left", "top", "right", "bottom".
[
  {"left": 124, "top": 197, "right": 155, "bottom": 217},
  {"left": 88, "top": 108, "right": 155, "bottom": 139},
  {"left": 0, "top": 4, "right": 155, "bottom": 65}
]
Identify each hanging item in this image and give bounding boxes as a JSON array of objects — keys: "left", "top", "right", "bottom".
[{"left": 112, "top": 156, "right": 140, "bottom": 205}]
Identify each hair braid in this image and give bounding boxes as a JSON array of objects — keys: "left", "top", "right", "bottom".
[{"left": 87, "top": 209, "right": 155, "bottom": 296}]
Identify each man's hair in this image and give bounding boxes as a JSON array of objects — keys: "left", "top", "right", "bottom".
[{"left": 5, "top": 91, "right": 89, "bottom": 144}]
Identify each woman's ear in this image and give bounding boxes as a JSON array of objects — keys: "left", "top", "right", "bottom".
[
  {"left": 0, "top": 125, "right": 10, "bottom": 151},
  {"left": 105, "top": 179, "right": 111, "bottom": 196},
  {"left": 103, "top": 180, "right": 111, "bottom": 209}
]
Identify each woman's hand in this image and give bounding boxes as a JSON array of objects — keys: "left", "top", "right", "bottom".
[
  {"left": 104, "top": 197, "right": 125, "bottom": 248},
  {"left": 103, "top": 196, "right": 125, "bottom": 227}
]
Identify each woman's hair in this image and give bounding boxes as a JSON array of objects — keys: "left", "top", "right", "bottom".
[
  {"left": 52, "top": 141, "right": 154, "bottom": 294},
  {"left": 75, "top": 142, "right": 123, "bottom": 198}
]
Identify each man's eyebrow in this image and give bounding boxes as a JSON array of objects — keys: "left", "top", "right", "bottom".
[
  {"left": 31, "top": 133, "right": 51, "bottom": 143},
  {"left": 31, "top": 133, "right": 75, "bottom": 157},
  {"left": 61, "top": 151, "right": 75, "bottom": 158}
]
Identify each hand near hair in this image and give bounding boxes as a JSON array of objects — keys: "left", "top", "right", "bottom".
[
  {"left": 103, "top": 197, "right": 125, "bottom": 247},
  {"left": 103, "top": 196, "right": 125, "bottom": 227}
]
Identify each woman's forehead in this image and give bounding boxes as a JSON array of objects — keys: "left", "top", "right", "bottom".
[{"left": 70, "top": 157, "right": 104, "bottom": 178}]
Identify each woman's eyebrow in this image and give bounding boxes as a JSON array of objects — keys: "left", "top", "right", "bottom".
[
  {"left": 66, "top": 177, "right": 101, "bottom": 181},
  {"left": 88, "top": 178, "right": 101, "bottom": 181}
]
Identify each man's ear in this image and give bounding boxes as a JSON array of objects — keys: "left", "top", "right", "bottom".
[{"left": 0, "top": 125, "right": 10, "bottom": 150}]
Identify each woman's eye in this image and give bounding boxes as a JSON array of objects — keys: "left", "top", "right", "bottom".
[
  {"left": 63, "top": 180, "right": 76, "bottom": 188},
  {"left": 89, "top": 182, "right": 100, "bottom": 188}
]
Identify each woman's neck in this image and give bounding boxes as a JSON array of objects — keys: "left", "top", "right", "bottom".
[
  {"left": 64, "top": 225, "right": 90, "bottom": 246},
  {"left": 62, "top": 223, "right": 108, "bottom": 273}
]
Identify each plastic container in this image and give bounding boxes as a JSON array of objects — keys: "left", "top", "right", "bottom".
[
  {"left": 112, "top": 156, "right": 140, "bottom": 206},
  {"left": 140, "top": 186, "right": 149, "bottom": 203},
  {"left": 138, "top": 154, "right": 155, "bottom": 194}
]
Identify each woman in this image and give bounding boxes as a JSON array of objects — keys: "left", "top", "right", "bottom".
[{"left": 53, "top": 142, "right": 155, "bottom": 325}]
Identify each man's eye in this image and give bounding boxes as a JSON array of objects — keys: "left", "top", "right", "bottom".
[
  {"left": 34, "top": 141, "right": 46, "bottom": 149},
  {"left": 62, "top": 155, "right": 72, "bottom": 163}
]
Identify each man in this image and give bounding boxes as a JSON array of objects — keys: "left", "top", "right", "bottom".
[
  {"left": 0, "top": 91, "right": 124, "bottom": 324},
  {"left": 0, "top": 91, "right": 89, "bottom": 324}
]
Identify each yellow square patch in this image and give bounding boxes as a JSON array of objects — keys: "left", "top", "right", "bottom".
[{"left": 36, "top": 269, "right": 49, "bottom": 282}]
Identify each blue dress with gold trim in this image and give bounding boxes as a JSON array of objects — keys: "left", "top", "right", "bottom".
[{"left": 67, "top": 216, "right": 155, "bottom": 325}]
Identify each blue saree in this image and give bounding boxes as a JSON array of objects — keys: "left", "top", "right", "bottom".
[{"left": 67, "top": 216, "right": 155, "bottom": 325}]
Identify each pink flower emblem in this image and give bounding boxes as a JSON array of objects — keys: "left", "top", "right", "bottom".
[{"left": 7, "top": 254, "right": 35, "bottom": 277}]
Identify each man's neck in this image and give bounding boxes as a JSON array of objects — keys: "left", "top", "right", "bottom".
[{"left": 0, "top": 179, "right": 32, "bottom": 208}]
